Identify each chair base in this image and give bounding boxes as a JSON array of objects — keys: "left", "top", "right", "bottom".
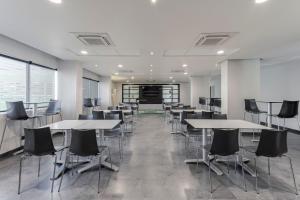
[{"left": 184, "top": 159, "right": 223, "bottom": 176}]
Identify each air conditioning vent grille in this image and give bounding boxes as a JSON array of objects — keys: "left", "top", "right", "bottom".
[
  {"left": 72, "top": 32, "right": 114, "bottom": 47},
  {"left": 195, "top": 32, "right": 237, "bottom": 47}
]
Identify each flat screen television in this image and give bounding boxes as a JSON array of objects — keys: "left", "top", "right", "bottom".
[{"left": 139, "top": 85, "right": 163, "bottom": 104}]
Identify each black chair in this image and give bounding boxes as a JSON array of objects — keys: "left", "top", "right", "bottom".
[
  {"left": 18, "top": 127, "right": 64, "bottom": 194},
  {"left": 94, "top": 98, "right": 101, "bottom": 107},
  {"left": 243, "top": 129, "right": 298, "bottom": 194},
  {"left": 58, "top": 129, "right": 109, "bottom": 193},
  {"left": 202, "top": 111, "right": 214, "bottom": 119},
  {"left": 78, "top": 114, "right": 93, "bottom": 120},
  {"left": 0, "top": 101, "right": 42, "bottom": 151},
  {"left": 44, "top": 100, "right": 62, "bottom": 124},
  {"left": 199, "top": 97, "right": 207, "bottom": 110},
  {"left": 92, "top": 111, "right": 104, "bottom": 120},
  {"left": 244, "top": 99, "right": 267, "bottom": 142},
  {"left": 107, "top": 106, "right": 114, "bottom": 110},
  {"left": 272, "top": 100, "right": 300, "bottom": 130},
  {"left": 213, "top": 113, "right": 227, "bottom": 119},
  {"left": 206, "top": 129, "right": 246, "bottom": 193},
  {"left": 83, "top": 98, "right": 94, "bottom": 114}
]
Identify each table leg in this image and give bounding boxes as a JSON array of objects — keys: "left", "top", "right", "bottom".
[
  {"left": 267, "top": 102, "right": 272, "bottom": 127},
  {"left": 184, "top": 128, "right": 224, "bottom": 176}
]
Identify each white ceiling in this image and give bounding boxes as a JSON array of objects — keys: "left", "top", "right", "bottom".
[{"left": 1, "top": 0, "right": 300, "bottom": 82}]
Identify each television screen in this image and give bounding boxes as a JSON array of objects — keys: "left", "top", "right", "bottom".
[{"left": 139, "top": 85, "right": 162, "bottom": 104}]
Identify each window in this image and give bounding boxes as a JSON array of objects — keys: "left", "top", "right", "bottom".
[
  {"left": 83, "top": 78, "right": 99, "bottom": 99},
  {"left": 30, "top": 64, "right": 56, "bottom": 107},
  {"left": 0, "top": 54, "right": 57, "bottom": 111},
  {"left": 0, "top": 57, "right": 27, "bottom": 111}
]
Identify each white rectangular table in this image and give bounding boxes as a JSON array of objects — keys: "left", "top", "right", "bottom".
[
  {"left": 44, "top": 120, "right": 121, "bottom": 178},
  {"left": 185, "top": 119, "right": 272, "bottom": 176}
]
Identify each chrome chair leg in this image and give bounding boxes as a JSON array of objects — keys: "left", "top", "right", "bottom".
[
  {"left": 240, "top": 154, "right": 247, "bottom": 192},
  {"left": 285, "top": 155, "right": 298, "bottom": 195},
  {"left": 98, "top": 155, "right": 101, "bottom": 193},
  {"left": 58, "top": 152, "right": 69, "bottom": 192},
  {"left": 254, "top": 157, "right": 259, "bottom": 194},
  {"left": 276, "top": 117, "right": 280, "bottom": 130},
  {"left": 51, "top": 155, "right": 57, "bottom": 193},
  {"left": 0, "top": 119, "right": 7, "bottom": 150},
  {"left": 296, "top": 116, "right": 300, "bottom": 130},
  {"left": 18, "top": 155, "right": 24, "bottom": 194},
  {"left": 268, "top": 158, "right": 271, "bottom": 175},
  {"left": 208, "top": 158, "right": 212, "bottom": 193},
  {"left": 38, "top": 157, "right": 41, "bottom": 177}
]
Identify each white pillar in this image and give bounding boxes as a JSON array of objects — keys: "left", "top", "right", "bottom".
[
  {"left": 190, "top": 76, "right": 210, "bottom": 107},
  {"left": 57, "top": 61, "right": 83, "bottom": 120},
  {"left": 221, "top": 59, "right": 261, "bottom": 119}
]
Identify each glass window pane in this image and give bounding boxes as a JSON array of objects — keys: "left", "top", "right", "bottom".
[
  {"left": 82, "top": 78, "right": 99, "bottom": 99},
  {"left": 0, "top": 57, "right": 27, "bottom": 111},
  {"left": 30, "top": 65, "right": 55, "bottom": 104}
]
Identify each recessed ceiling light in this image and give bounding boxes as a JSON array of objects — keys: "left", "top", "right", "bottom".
[
  {"left": 217, "top": 50, "right": 225, "bottom": 55},
  {"left": 150, "top": 69, "right": 153, "bottom": 72},
  {"left": 49, "top": 0, "right": 62, "bottom": 4},
  {"left": 182, "top": 64, "right": 188, "bottom": 68},
  {"left": 151, "top": 0, "right": 157, "bottom": 4},
  {"left": 169, "top": 76, "right": 173, "bottom": 79},
  {"left": 131, "top": 76, "right": 135, "bottom": 80},
  {"left": 184, "top": 72, "right": 188, "bottom": 75},
  {"left": 118, "top": 64, "right": 123, "bottom": 68},
  {"left": 149, "top": 64, "right": 153, "bottom": 67},
  {"left": 80, "top": 50, "right": 88, "bottom": 55},
  {"left": 150, "top": 51, "right": 154, "bottom": 56},
  {"left": 255, "top": 0, "right": 269, "bottom": 4},
  {"left": 172, "top": 80, "right": 176, "bottom": 83},
  {"left": 114, "top": 72, "right": 119, "bottom": 75},
  {"left": 126, "top": 80, "right": 129, "bottom": 83},
  {"left": 95, "top": 64, "right": 99, "bottom": 67}
]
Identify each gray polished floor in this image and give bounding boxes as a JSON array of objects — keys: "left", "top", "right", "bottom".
[{"left": 0, "top": 114, "right": 300, "bottom": 200}]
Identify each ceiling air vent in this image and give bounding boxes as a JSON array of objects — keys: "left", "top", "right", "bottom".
[
  {"left": 195, "top": 32, "right": 237, "bottom": 47},
  {"left": 72, "top": 32, "right": 114, "bottom": 46}
]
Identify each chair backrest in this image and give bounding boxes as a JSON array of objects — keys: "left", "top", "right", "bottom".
[
  {"left": 213, "top": 114, "right": 227, "bottom": 119},
  {"left": 199, "top": 97, "right": 206, "bottom": 105},
  {"left": 210, "top": 129, "right": 239, "bottom": 156},
  {"left": 24, "top": 127, "right": 55, "bottom": 156},
  {"left": 70, "top": 129, "right": 99, "bottom": 156},
  {"left": 92, "top": 111, "right": 104, "bottom": 120},
  {"left": 107, "top": 106, "right": 114, "bottom": 110},
  {"left": 6, "top": 101, "right": 29, "bottom": 120},
  {"left": 183, "top": 105, "right": 191, "bottom": 109},
  {"left": 256, "top": 129, "right": 288, "bottom": 157},
  {"left": 213, "top": 99, "right": 221, "bottom": 108},
  {"left": 78, "top": 114, "right": 93, "bottom": 120},
  {"left": 202, "top": 111, "right": 213, "bottom": 119},
  {"left": 278, "top": 100, "right": 299, "bottom": 118},
  {"left": 83, "top": 98, "right": 94, "bottom": 107},
  {"left": 45, "top": 100, "right": 61, "bottom": 115},
  {"left": 181, "top": 111, "right": 195, "bottom": 124},
  {"left": 111, "top": 110, "right": 123, "bottom": 122},
  {"left": 244, "top": 99, "right": 254, "bottom": 113}
]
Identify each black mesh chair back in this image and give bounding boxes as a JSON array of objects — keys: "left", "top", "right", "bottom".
[
  {"left": 70, "top": 129, "right": 99, "bottom": 156},
  {"left": 183, "top": 105, "right": 191, "bottom": 109},
  {"left": 249, "top": 99, "right": 261, "bottom": 113},
  {"left": 83, "top": 98, "right": 94, "bottom": 108},
  {"left": 213, "top": 114, "right": 227, "bottom": 119},
  {"left": 256, "top": 129, "right": 288, "bottom": 157},
  {"left": 278, "top": 100, "right": 299, "bottom": 118},
  {"left": 92, "top": 111, "right": 104, "bottom": 120},
  {"left": 78, "top": 114, "right": 93, "bottom": 120},
  {"left": 202, "top": 111, "right": 213, "bottom": 119},
  {"left": 244, "top": 99, "right": 254, "bottom": 113},
  {"left": 24, "top": 127, "right": 56, "bottom": 156},
  {"left": 107, "top": 106, "right": 114, "bottom": 110},
  {"left": 181, "top": 111, "right": 195, "bottom": 124},
  {"left": 45, "top": 100, "right": 61, "bottom": 115},
  {"left": 210, "top": 129, "right": 239, "bottom": 156},
  {"left": 213, "top": 99, "right": 221, "bottom": 108},
  {"left": 6, "top": 101, "right": 29, "bottom": 120},
  {"left": 199, "top": 97, "right": 206, "bottom": 106}
]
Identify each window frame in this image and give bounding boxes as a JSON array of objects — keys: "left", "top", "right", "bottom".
[
  {"left": 82, "top": 77, "right": 100, "bottom": 99},
  {"left": 0, "top": 53, "right": 57, "bottom": 112}
]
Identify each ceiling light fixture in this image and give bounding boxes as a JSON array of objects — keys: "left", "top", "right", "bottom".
[
  {"left": 131, "top": 76, "right": 135, "bottom": 80},
  {"left": 118, "top": 64, "right": 123, "bottom": 68},
  {"left": 172, "top": 80, "right": 176, "bottom": 83},
  {"left": 80, "top": 50, "right": 88, "bottom": 55},
  {"left": 151, "top": 0, "right": 157, "bottom": 4},
  {"left": 217, "top": 50, "right": 225, "bottom": 55},
  {"left": 184, "top": 72, "right": 188, "bottom": 75},
  {"left": 150, "top": 51, "right": 154, "bottom": 56},
  {"left": 255, "top": 0, "right": 269, "bottom": 4},
  {"left": 114, "top": 72, "right": 119, "bottom": 75},
  {"left": 49, "top": 0, "right": 62, "bottom": 4},
  {"left": 182, "top": 64, "right": 188, "bottom": 68},
  {"left": 150, "top": 69, "right": 153, "bottom": 72},
  {"left": 169, "top": 76, "right": 173, "bottom": 79}
]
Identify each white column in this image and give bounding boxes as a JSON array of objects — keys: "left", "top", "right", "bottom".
[
  {"left": 190, "top": 76, "right": 210, "bottom": 107},
  {"left": 221, "top": 59, "right": 261, "bottom": 119},
  {"left": 57, "top": 61, "right": 83, "bottom": 120},
  {"left": 99, "top": 76, "right": 112, "bottom": 108}
]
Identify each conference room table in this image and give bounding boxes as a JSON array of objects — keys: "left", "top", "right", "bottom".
[
  {"left": 256, "top": 100, "right": 282, "bottom": 127},
  {"left": 43, "top": 119, "right": 122, "bottom": 179},
  {"left": 185, "top": 119, "right": 272, "bottom": 176}
]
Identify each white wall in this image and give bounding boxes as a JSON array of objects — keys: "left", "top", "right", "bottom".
[
  {"left": 0, "top": 34, "right": 60, "bottom": 154},
  {"left": 190, "top": 76, "right": 210, "bottom": 107},
  {"left": 180, "top": 82, "right": 191, "bottom": 105},
  {"left": 210, "top": 75, "right": 221, "bottom": 98},
  {"left": 99, "top": 77, "right": 112, "bottom": 108},
  {"left": 261, "top": 60, "right": 300, "bottom": 130},
  {"left": 221, "top": 59, "right": 261, "bottom": 119}
]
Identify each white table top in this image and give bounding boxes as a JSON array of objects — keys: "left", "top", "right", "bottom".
[
  {"left": 43, "top": 120, "right": 121, "bottom": 130},
  {"left": 185, "top": 119, "right": 273, "bottom": 130},
  {"left": 101, "top": 110, "right": 132, "bottom": 114},
  {"left": 171, "top": 109, "right": 209, "bottom": 113}
]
